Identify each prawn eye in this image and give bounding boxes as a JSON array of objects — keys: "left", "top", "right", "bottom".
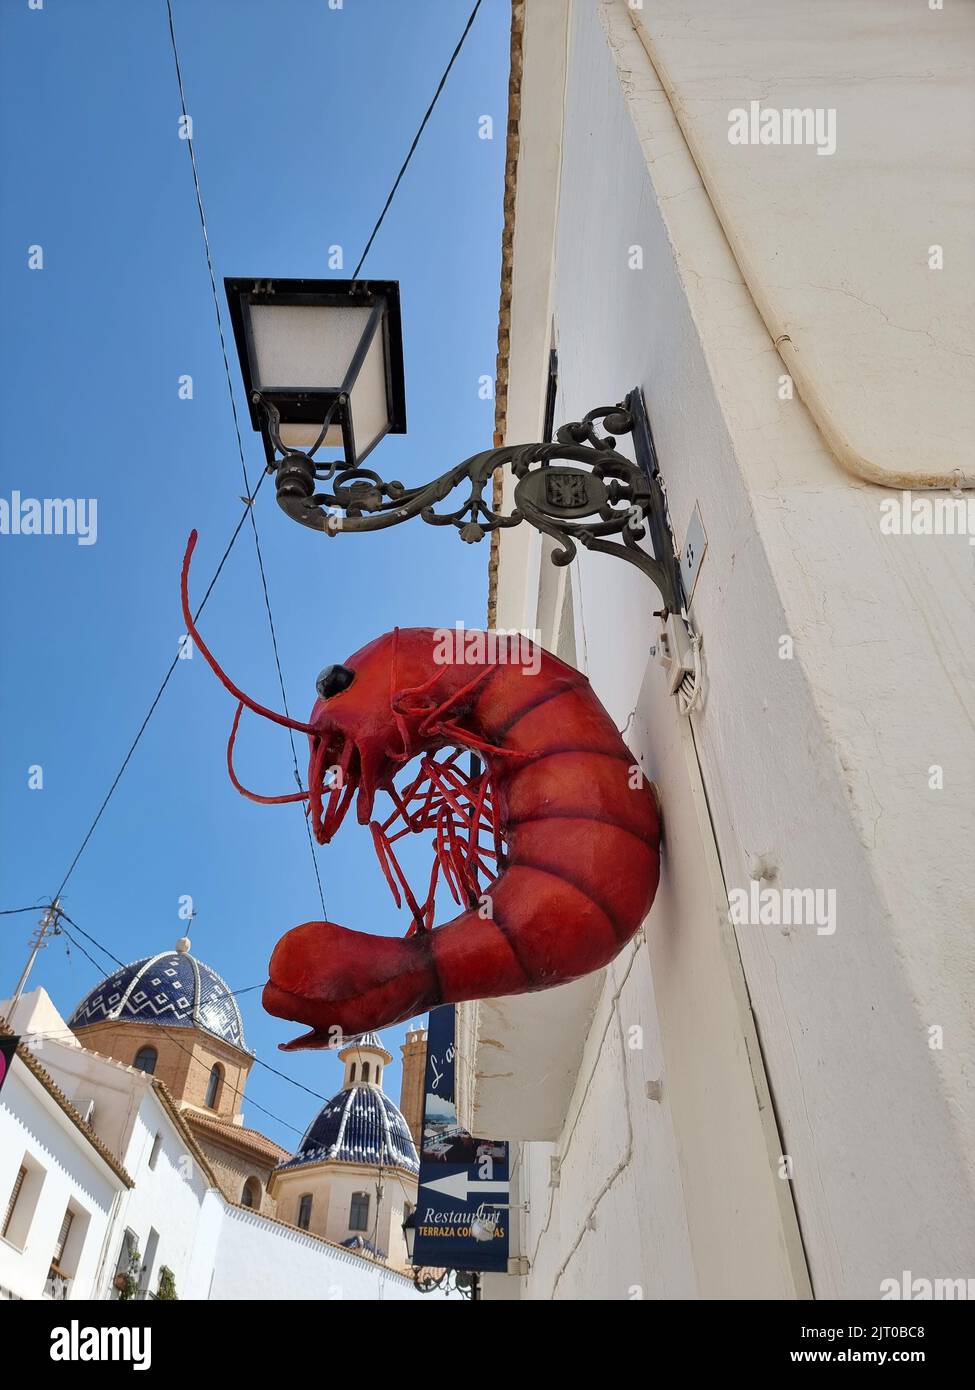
[{"left": 316, "top": 664, "right": 355, "bottom": 699}]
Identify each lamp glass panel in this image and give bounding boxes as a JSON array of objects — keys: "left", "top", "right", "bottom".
[
  {"left": 251, "top": 300, "right": 392, "bottom": 456},
  {"left": 279, "top": 420, "right": 345, "bottom": 449},
  {"left": 249, "top": 302, "right": 373, "bottom": 390},
  {"left": 347, "top": 322, "right": 391, "bottom": 459}
]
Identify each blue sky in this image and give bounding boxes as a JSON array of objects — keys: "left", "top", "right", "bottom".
[{"left": 0, "top": 0, "right": 509, "bottom": 1149}]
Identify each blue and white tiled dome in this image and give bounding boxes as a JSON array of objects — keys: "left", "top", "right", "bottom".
[
  {"left": 68, "top": 938, "right": 246, "bottom": 1050},
  {"left": 280, "top": 1033, "right": 419, "bottom": 1175},
  {"left": 280, "top": 1086, "right": 419, "bottom": 1174}
]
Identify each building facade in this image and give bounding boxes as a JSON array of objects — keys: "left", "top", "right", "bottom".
[
  {"left": 458, "top": 0, "right": 975, "bottom": 1301},
  {"left": 0, "top": 1023, "right": 132, "bottom": 1302}
]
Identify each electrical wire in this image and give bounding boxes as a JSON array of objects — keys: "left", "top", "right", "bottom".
[
  {"left": 20, "top": 1011, "right": 416, "bottom": 1150},
  {"left": 58, "top": 911, "right": 264, "bottom": 1015},
  {"left": 21, "top": 0, "right": 495, "bottom": 1055},
  {"left": 53, "top": 482, "right": 267, "bottom": 900},
  {"left": 55, "top": 920, "right": 107, "bottom": 980},
  {"left": 48, "top": 0, "right": 491, "bottom": 910},
  {"left": 20, "top": 1009, "right": 421, "bottom": 1214},
  {"left": 58, "top": 909, "right": 124, "bottom": 970},
  {"left": 0, "top": 1, "right": 476, "bottom": 1215},
  {"left": 165, "top": 0, "right": 327, "bottom": 920},
  {"left": 22, "top": 932, "right": 310, "bottom": 1140},
  {"left": 351, "top": 0, "right": 484, "bottom": 278},
  {"left": 13, "top": 900, "right": 334, "bottom": 1108}
]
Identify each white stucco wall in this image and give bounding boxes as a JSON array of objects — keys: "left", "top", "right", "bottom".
[
  {"left": 628, "top": 0, "right": 975, "bottom": 488},
  {"left": 0, "top": 1056, "right": 124, "bottom": 1300},
  {"left": 1, "top": 988, "right": 81, "bottom": 1050},
  {"left": 23, "top": 1013, "right": 150, "bottom": 1160},
  {"left": 209, "top": 1204, "right": 432, "bottom": 1301},
  {"left": 508, "top": 945, "right": 699, "bottom": 1300},
  {"left": 478, "top": 0, "right": 975, "bottom": 1300},
  {"left": 101, "top": 1093, "right": 225, "bottom": 1301}
]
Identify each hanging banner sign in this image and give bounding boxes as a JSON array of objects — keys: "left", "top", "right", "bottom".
[
  {"left": 413, "top": 1005, "right": 510, "bottom": 1274},
  {"left": 0, "top": 1035, "right": 20, "bottom": 1098}
]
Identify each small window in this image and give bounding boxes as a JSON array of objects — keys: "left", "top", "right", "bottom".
[
  {"left": 138, "top": 1227, "right": 159, "bottom": 1297},
  {"left": 362, "top": 1062, "right": 370, "bottom": 1083},
  {"left": 297, "top": 1194, "right": 313, "bottom": 1230},
  {"left": 46, "top": 1202, "right": 89, "bottom": 1298},
  {"left": 375, "top": 1067, "right": 381, "bottom": 1086},
  {"left": 204, "top": 1064, "right": 223, "bottom": 1110},
  {"left": 148, "top": 1133, "right": 163, "bottom": 1171},
  {"left": 241, "top": 1177, "right": 261, "bottom": 1209},
  {"left": 51, "top": 1207, "right": 74, "bottom": 1267},
  {"left": 133, "top": 1047, "right": 157, "bottom": 1075},
  {"left": 349, "top": 1191, "right": 370, "bottom": 1232},
  {"left": 2, "top": 1166, "right": 27, "bottom": 1240},
  {"left": 350, "top": 1062, "right": 356, "bottom": 1083},
  {"left": 1, "top": 1159, "right": 43, "bottom": 1249}
]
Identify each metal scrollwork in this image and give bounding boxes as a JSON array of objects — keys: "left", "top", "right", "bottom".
[
  {"left": 269, "top": 393, "right": 683, "bottom": 615},
  {"left": 411, "top": 1267, "right": 477, "bottom": 1298}
]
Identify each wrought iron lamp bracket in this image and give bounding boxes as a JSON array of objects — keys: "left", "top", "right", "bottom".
[
  {"left": 262, "top": 387, "right": 684, "bottom": 616},
  {"left": 411, "top": 1267, "right": 476, "bottom": 1298}
]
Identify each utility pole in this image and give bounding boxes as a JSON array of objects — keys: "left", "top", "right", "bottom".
[{"left": 8, "top": 899, "right": 62, "bottom": 1018}]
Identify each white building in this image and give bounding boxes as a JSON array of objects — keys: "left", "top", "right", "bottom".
[
  {"left": 457, "top": 0, "right": 975, "bottom": 1300},
  {"left": 0, "top": 1020, "right": 131, "bottom": 1302}
]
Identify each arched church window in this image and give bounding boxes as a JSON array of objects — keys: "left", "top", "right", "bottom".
[
  {"left": 362, "top": 1062, "right": 370, "bottom": 1083},
  {"left": 297, "top": 1194, "right": 313, "bottom": 1230},
  {"left": 241, "top": 1178, "right": 261, "bottom": 1209},
  {"left": 204, "top": 1063, "right": 223, "bottom": 1109},
  {"left": 133, "top": 1046, "right": 157, "bottom": 1075},
  {"left": 349, "top": 1191, "right": 370, "bottom": 1232},
  {"left": 350, "top": 1063, "right": 356, "bottom": 1082}
]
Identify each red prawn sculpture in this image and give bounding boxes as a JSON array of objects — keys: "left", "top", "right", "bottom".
[{"left": 182, "top": 531, "right": 660, "bottom": 1048}]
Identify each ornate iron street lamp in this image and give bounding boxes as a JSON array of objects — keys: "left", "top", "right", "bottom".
[
  {"left": 225, "top": 275, "right": 406, "bottom": 483},
  {"left": 227, "top": 277, "right": 685, "bottom": 619}
]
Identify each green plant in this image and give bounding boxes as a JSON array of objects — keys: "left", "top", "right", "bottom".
[
  {"left": 156, "top": 1265, "right": 178, "bottom": 1301},
  {"left": 113, "top": 1244, "right": 141, "bottom": 1301}
]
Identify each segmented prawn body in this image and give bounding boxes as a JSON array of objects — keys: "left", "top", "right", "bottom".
[{"left": 182, "top": 531, "right": 660, "bottom": 1048}]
